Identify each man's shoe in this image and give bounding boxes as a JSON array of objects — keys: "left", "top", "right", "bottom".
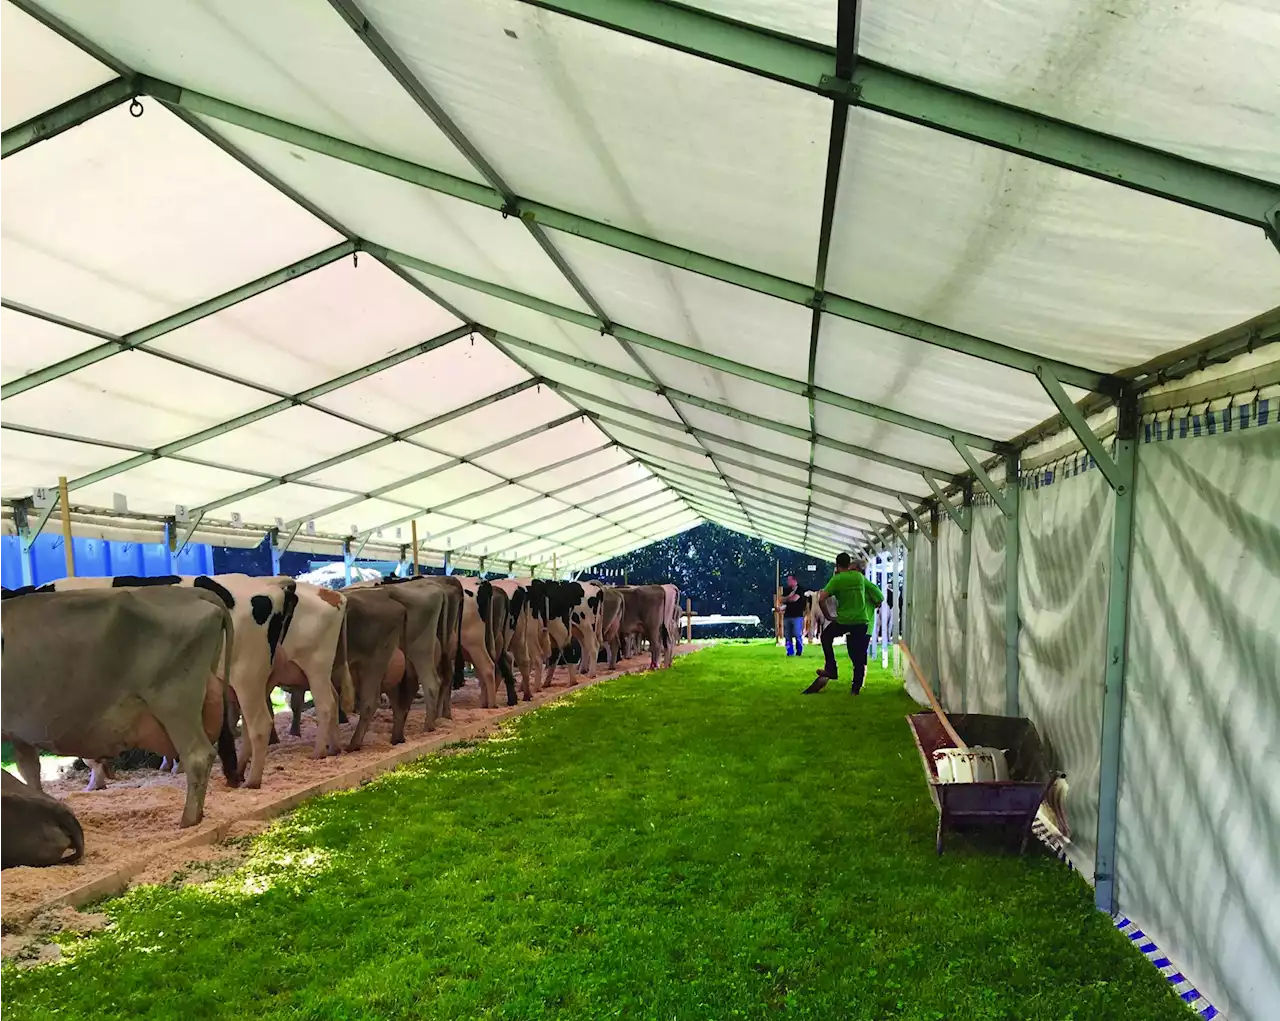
[{"left": 803, "top": 673, "right": 830, "bottom": 694}]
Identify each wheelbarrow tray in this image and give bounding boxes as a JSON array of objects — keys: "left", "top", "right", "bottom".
[{"left": 907, "top": 712, "right": 1055, "bottom": 855}]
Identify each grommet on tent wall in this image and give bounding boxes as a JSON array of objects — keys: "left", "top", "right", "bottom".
[{"left": 129, "top": 98, "right": 144, "bottom": 118}]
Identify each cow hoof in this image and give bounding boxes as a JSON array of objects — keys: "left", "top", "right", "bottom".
[
  {"left": 245, "top": 779, "right": 262, "bottom": 790},
  {"left": 391, "top": 736, "right": 405, "bottom": 746},
  {"left": 225, "top": 777, "right": 241, "bottom": 789},
  {"left": 179, "top": 816, "right": 200, "bottom": 829}
]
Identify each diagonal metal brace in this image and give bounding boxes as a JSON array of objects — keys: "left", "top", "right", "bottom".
[
  {"left": 1037, "top": 368, "right": 1127, "bottom": 493},
  {"left": 925, "top": 475, "right": 968, "bottom": 533},
  {"left": 952, "top": 440, "right": 1016, "bottom": 517},
  {"left": 277, "top": 520, "right": 304, "bottom": 556},
  {"left": 898, "top": 495, "right": 933, "bottom": 542},
  {"left": 351, "top": 533, "right": 372, "bottom": 561},
  {"left": 174, "top": 511, "right": 205, "bottom": 557},
  {"left": 18, "top": 497, "right": 61, "bottom": 552},
  {"left": 881, "top": 509, "right": 906, "bottom": 545}
]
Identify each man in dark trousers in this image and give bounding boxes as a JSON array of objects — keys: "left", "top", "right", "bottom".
[
  {"left": 781, "top": 574, "right": 806, "bottom": 656},
  {"left": 803, "top": 553, "right": 883, "bottom": 695}
]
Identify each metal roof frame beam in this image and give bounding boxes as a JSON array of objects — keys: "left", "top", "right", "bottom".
[
  {"left": 131, "top": 77, "right": 1115, "bottom": 393},
  {"left": 400, "top": 253, "right": 1006, "bottom": 451},
  {"left": 1, "top": 240, "right": 358, "bottom": 400},
  {"left": 642, "top": 458, "right": 881, "bottom": 535},
  {"left": 525, "top": 351, "right": 963, "bottom": 479},
  {"left": 521, "top": 0, "right": 1280, "bottom": 234},
  {"left": 1, "top": 76, "right": 135, "bottom": 158},
  {"left": 665, "top": 480, "right": 867, "bottom": 550}
]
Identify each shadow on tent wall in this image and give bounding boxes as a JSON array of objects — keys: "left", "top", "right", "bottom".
[{"left": 0, "top": 533, "right": 214, "bottom": 590}]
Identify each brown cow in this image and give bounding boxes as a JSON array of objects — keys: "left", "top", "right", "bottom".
[{"left": 1, "top": 586, "right": 236, "bottom": 827}]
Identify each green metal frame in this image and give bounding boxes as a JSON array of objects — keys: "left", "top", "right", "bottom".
[
  {"left": 957, "top": 484, "right": 974, "bottom": 712},
  {"left": 1003, "top": 453, "right": 1021, "bottom": 716},
  {"left": 642, "top": 454, "right": 884, "bottom": 533},
  {"left": 1, "top": 77, "right": 135, "bottom": 158},
  {"left": 925, "top": 474, "right": 968, "bottom": 533},
  {"left": 661, "top": 476, "right": 866, "bottom": 547},
  {"left": 127, "top": 77, "right": 1118, "bottom": 393},
  {"left": 399, "top": 253, "right": 1007, "bottom": 452},
  {"left": 1037, "top": 368, "right": 1127, "bottom": 493},
  {"left": 1, "top": 241, "right": 358, "bottom": 400},
  {"left": 1092, "top": 394, "right": 1140, "bottom": 913},
  {"left": 520, "top": 0, "right": 1280, "bottom": 232},
  {"left": 525, "top": 354, "right": 962, "bottom": 480},
  {"left": 897, "top": 495, "right": 932, "bottom": 541},
  {"left": 587, "top": 409, "right": 931, "bottom": 501}
]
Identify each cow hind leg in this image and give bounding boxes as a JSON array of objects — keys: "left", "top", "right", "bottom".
[
  {"left": 153, "top": 706, "right": 218, "bottom": 828},
  {"left": 84, "top": 759, "right": 110, "bottom": 792},
  {"left": 236, "top": 689, "right": 273, "bottom": 790},
  {"left": 290, "top": 688, "right": 307, "bottom": 737}
]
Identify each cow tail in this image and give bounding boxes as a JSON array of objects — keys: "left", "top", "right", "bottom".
[
  {"left": 453, "top": 596, "right": 464, "bottom": 691},
  {"left": 61, "top": 804, "right": 85, "bottom": 864},
  {"left": 217, "top": 608, "right": 240, "bottom": 788},
  {"left": 335, "top": 607, "right": 355, "bottom": 715}
]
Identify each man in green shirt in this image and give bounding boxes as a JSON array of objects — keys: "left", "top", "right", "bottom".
[{"left": 802, "top": 553, "right": 883, "bottom": 696}]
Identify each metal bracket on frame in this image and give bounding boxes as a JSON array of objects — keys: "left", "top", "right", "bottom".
[
  {"left": 174, "top": 510, "right": 204, "bottom": 557},
  {"left": 277, "top": 520, "right": 303, "bottom": 556},
  {"left": 14, "top": 496, "right": 60, "bottom": 553},
  {"left": 897, "top": 495, "right": 933, "bottom": 542},
  {"left": 1036, "top": 368, "right": 1129, "bottom": 494},
  {"left": 881, "top": 509, "right": 906, "bottom": 546},
  {"left": 924, "top": 474, "right": 968, "bottom": 533},
  {"left": 351, "top": 532, "right": 372, "bottom": 561},
  {"left": 952, "top": 440, "right": 1017, "bottom": 518}
]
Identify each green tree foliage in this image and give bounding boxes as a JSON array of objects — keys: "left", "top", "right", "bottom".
[{"left": 585, "top": 523, "right": 834, "bottom": 636}]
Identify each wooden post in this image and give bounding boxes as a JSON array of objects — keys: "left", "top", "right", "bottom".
[
  {"left": 685, "top": 598, "right": 692, "bottom": 643},
  {"left": 410, "top": 519, "right": 419, "bottom": 577},
  {"left": 58, "top": 475, "right": 75, "bottom": 578}
]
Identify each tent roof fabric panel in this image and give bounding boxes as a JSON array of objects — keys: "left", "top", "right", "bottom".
[
  {"left": 828, "top": 109, "right": 1279, "bottom": 373},
  {"left": 180, "top": 406, "right": 386, "bottom": 479},
  {"left": 2, "top": 352, "right": 274, "bottom": 451},
  {"left": 472, "top": 417, "right": 610, "bottom": 478},
  {"left": 0, "top": 2, "right": 116, "bottom": 130},
  {"left": 0, "top": 431, "right": 131, "bottom": 499},
  {"left": 310, "top": 334, "right": 527, "bottom": 434},
  {"left": 219, "top": 481, "right": 367, "bottom": 527},
  {"left": 309, "top": 497, "right": 417, "bottom": 536},
  {"left": 526, "top": 366, "right": 683, "bottom": 426},
  {"left": 549, "top": 230, "right": 814, "bottom": 383},
  {"left": 413, "top": 275, "right": 645, "bottom": 377},
  {"left": 681, "top": 1, "right": 835, "bottom": 44},
  {"left": 38, "top": 0, "right": 484, "bottom": 182},
  {"left": 75, "top": 459, "right": 269, "bottom": 518},
  {"left": 812, "top": 445, "right": 934, "bottom": 497},
  {"left": 2, "top": 104, "right": 341, "bottom": 334},
  {"left": 677, "top": 408, "right": 814, "bottom": 464},
  {"left": 603, "top": 423, "right": 718, "bottom": 473},
  {"left": 579, "top": 478, "right": 667, "bottom": 515},
  {"left": 148, "top": 258, "right": 463, "bottom": 395},
  {"left": 298, "top": 443, "right": 453, "bottom": 493},
  {"left": 859, "top": 0, "right": 1280, "bottom": 185},
  {"left": 0, "top": 307, "right": 105, "bottom": 385},
  {"left": 360, "top": 0, "right": 830, "bottom": 283},
  {"left": 815, "top": 314, "right": 1073, "bottom": 441},
  {"left": 810, "top": 403, "right": 971, "bottom": 477},
  {"left": 418, "top": 484, "right": 535, "bottom": 523},
  {"left": 204, "top": 120, "right": 592, "bottom": 313},
  {"left": 381, "top": 462, "right": 507, "bottom": 510},
  {"left": 409, "top": 386, "right": 580, "bottom": 458}
]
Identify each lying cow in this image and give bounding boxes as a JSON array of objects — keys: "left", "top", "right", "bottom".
[
  {"left": 25, "top": 574, "right": 296, "bottom": 789},
  {"left": 2, "top": 770, "right": 85, "bottom": 868},
  {"left": 1, "top": 586, "right": 236, "bottom": 826}
]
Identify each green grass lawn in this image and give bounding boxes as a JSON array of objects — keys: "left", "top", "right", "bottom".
[{"left": 3, "top": 644, "right": 1190, "bottom": 1020}]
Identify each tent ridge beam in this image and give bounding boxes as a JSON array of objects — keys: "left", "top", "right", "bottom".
[
  {"left": 132, "top": 76, "right": 1115, "bottom": 393},
  {"left": 516, "top": 1, "right": 1280, "bottom": 231},
  {"left": 1, "top": 76, "right": 136, "bottom": 158}
]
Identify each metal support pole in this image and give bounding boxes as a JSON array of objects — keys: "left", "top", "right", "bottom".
[
  {"left": 1094, "top": 393, "right": 1140, "bottom": 914},
  {"left": 958, "top": 483, "right": 974, "bottom": 713},
  {"left": 57, "top": 476, "right": 75, "bottom": 578},
  {"left": 1004, "top": 454, "right": 1021, "bottom": 716},
  {"left": 164, "top": 520, "right": 177, "bottom": 574},
  {"left": 343, "top": 539, "right": 354, "bottom": 587},
  {"left": 903, "top": 523, "right": 916, "bottom": 653},
  {"left": 929, "top": 505, "right": 941, "bottom": 697},
  {"left": 410, "top": 520, "right": 419, "bottom": 577}
]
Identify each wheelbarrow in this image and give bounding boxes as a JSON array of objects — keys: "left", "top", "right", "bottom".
[
  {"left": 906, "top": 711, "right": 1055, "bottom": 855},
  {"left": 898, "top": 641, "right": 1055, "bottom": 855}
]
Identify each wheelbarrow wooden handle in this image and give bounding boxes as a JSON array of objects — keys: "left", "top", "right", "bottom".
[{"left": 898, "top": 640, "right": 968, "bottom": 751}]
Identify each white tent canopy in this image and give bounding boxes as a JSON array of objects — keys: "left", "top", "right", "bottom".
[{"left": 2, "top": 2, "right": 1280, "bottom": 1015}]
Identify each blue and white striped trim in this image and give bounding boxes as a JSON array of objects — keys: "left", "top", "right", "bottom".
[{"left": 1114, "top": 917, "right": 1222, "bottom": 1019}]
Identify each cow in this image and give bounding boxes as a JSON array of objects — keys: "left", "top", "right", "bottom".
[
  {"left": 805, "top": 589, "right": 834, "bottom": 642},
  {"left": 614, "top": 584, "right": 671, "bottom": 670},
  {"left": 342, "top": 587, "right": 414, "bottom": 751},
  {"left": 263, "top": 582, "right": 353, "bottom": 759},
  {"left": 489, "top": 578, "right": 542, "bottom": 701},
  {"left": 598, "top": 586, "right": 625, "bottom": 669},
  {"left": 455, "top": 577, "right": 519, "bottom": 708},
  {"left": 22, "top": 575, "right": 297, "bottom": 789},
  {"left": 659, "top": 583, "right": 682, "bottom": 667},
  {"left": 378, "top": 578, "right": 451, "bottom": 733},
  {"left": 1, "top": 586, "right": 237, "bottom": 827},
  {"left": 529, "top": 579, "right": 604, "bottom": 687},
  {"left": 2, "top": 770, "right": 85, "bottom": 868}
]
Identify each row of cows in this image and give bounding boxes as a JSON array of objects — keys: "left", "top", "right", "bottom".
[{"left": 0, "top": 573, "right": 682, "bottom": 868}]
